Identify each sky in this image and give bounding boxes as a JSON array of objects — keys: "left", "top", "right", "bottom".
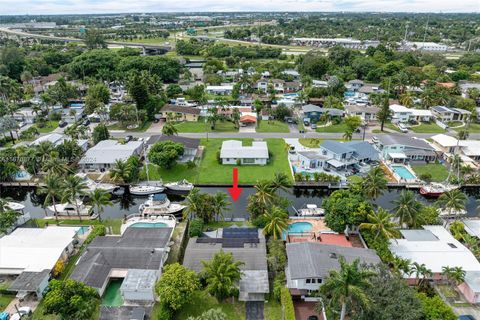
[{"left": 0, "top": 0, "right": 479, "bottom": 15}]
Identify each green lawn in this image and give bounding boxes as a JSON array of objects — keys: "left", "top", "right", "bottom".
[
  {"left": 33, "top": 120, "right": 59, "bottom": 133},
  {"left": 196, "top": 138, "right": 292, "bottom": 184},
  {"left": 174, "top": 290, "right": 245, "bottom": 320},
  {"left": 412, "top": 164, "right": 449, "bottom": 182},
  {"left": 384, "top": 122, "right": 401, "bottom": 132},
  {"left": 174, "top": 118, "right": 238, "bottom": 133},
  {"left": 256, "top": 120, "right": 289, "bottom": 133},
  {"left": 107, "top": 121, "right": 152, "bottom": 132},
  {"left": 140, "top": 163, "right": 199, "bottom": 183},
  {"left": 315, "top": 122, "right": 349, "bottom": 133},
  {"left": 410, "top": 122, "right": 446, "bottom": 133},
  {"left": 454, "top": 123, "right": 480, "bottom": 133},
  {"left": 264, "top": 300, "right": 283, "bottom": 320},
  {"left": 0, "top": 293, "right": 15, "bottom": 310},
  {"left": 447, "top": 121, "right": 463, "bottom": 128},
  {"left": 298, "top": 138, "right": 323, "bottom": 148}
]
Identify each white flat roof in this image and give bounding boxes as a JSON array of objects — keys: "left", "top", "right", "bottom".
[
  {"left": 411, "top": 109, "right": 432, "bottom": 117},
  {"left": 463, "top": 220, "right": 480, "bottom": 238},
  {"left": 0, "top": 227, "right": 79, "bottom": 274},
  {"left": 389, "top": 104, "right": 411, "bottom": 113},
  {"left": 206, "top": 85, "right": 234, "bottom": 90},
  {"left": 390, "top": 226, "right": 480, "bottom": 274},
  {"left": 431, "top": 134, "right": 458, "bottom": 147},
  {"left": 220, "top": 140, "right": 269, "bottom": 159}
]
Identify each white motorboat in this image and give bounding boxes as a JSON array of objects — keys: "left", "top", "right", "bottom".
[
  {"left": 130, "top": 185, "right": 165, "bottom": 195},
  {"left": 165, "top": 179, "right": 194, "bottom": 192},
  {"left": 139, "top": 194, "right": 186, "bottom": 215},
  {"left": 47, "top": 200, "right": 92, "bottom": 216},
  {"left": 420, "top": 182, "right": 459, "bottom": 197},
  {"left": 6, "top": 202, "right": 25, "bottom": 212},
  {"left": 75, "top": 173, "right": 117, "bottom": 193},
  {"left": 438, "top": 208, "right": 467, "bottom": 218},
  {"left": 296, "top": 204, "right": 325, "bottom": 217}
]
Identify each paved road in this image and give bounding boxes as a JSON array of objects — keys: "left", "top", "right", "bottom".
[{"left": 106, "top": 130, "right": 480, "bottom": 141}]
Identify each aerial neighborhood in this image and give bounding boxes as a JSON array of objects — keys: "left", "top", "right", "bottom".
[{"left": 0, "top": 10, "right": 480, "bottom": 320}]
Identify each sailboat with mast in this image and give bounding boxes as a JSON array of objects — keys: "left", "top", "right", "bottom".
[{"left": 130, "top": 152, "right": 164, "bottom": 195}]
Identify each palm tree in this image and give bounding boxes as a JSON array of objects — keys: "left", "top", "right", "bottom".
[
  {"left": 253, "top": 180, "right": 275, "bottom": 206},
  {"left": 212, "top": 192, "right": 231, "bottom": 222},
  {"left": 38, "top": 175, "right": 62, "bottom": 223},
  {"left": 342, "top": 129, "right": 353, "bottom": 141},
  {"left": 441, "top": 266, "right": 454, "bottom": 283},
  {"left": 411, "top": 262, "right": 432, "bottom": 286},
  {"left": 392, "top": 190, "right": 423, "bottom": 228},
  {"left": 359, "top": 208, "right": 400, "bottom": 240},
  {"left": 362, "top": 167, "right": 388, "bottom": 200},
  {"left": 35, "top": 141, "right": 55, "bottom": 163},
  {"left": 437, "top": 189, "right": 468, "bottom": 217},
  {"left": 42, "top": 157, "right": 70, "bottom": 176},
  {"left": 89, "top": 188, "right": 112, "bottom": 221},
  {"left": 320, "top": 257, "right": 376, "bottom": 320},
  {"left": 269, "top": 172, "right": 292, "bottom": 193},
  {"left": 399, "top": 92, "right": 414, "bottom": 108},
  {"left": 263, "top": 206, "right": 289, "bottom": 240},
  {"left": 183, "top": 188, "right": 202, "bottom": 220},
  {"left": 201, "top": 251, "right": 244, "bottom": 301},
  {"left": 110, "top": 159, "right": 131, "bottom": 184},
  {"left": 61, "top": 175, "right": 88, "bottom": 221},
  {"left": 162, "top": 122, "right": 178, "bottom": 136},
  {"left": 450, "top": 266, "right": 466, "bottom": 285},
  {"left": 391, "top": 256, "right": 412, "bottom": 277}
]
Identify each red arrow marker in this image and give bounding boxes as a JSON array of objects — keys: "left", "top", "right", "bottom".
[{"left": 227, "top": 167, "right": 243, "bottom": 202}]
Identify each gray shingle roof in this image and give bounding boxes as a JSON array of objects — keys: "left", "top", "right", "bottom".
[
  {"left": 147, "top": 135, "right": 200, "bottom": 149},
  {"left": 100, "top": 306, "right": 146, "bottom": 320},
  {"left": 70, "top": 228, "right": 172, "bottom": 290},
  {"left": 344, "top": 141, "right": 379, "bottom": 160},
  {"left": 286, "top": 242, "right": 381, "bottom": 280},
  {"left": 320, "top": 140, "right": 353, "bottom": 155},
  {"left": 376, "top": 134, "right": 434, "bottom": 150},
  {"left": 302, "top": 104, "right": 322, "bottom": 113},
  {"left": 9, "top": 270, "right": 50, "bottom": 292},
  {"left": 183, "top": 228, "right": 267, "bottom": 273}
]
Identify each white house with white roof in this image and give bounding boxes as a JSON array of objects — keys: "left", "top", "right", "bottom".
[
  {"left": 389, "top": 104, "right": 432, "bottom": 123},
  {"left": 390, "top": 226, "right": 480, "bottom": 282},
  {"left": 79, "top": 139, "right": 144, "bottom": 171},
  {"left": 220, "top": 140, "right": 269, "bottom": 165},
  {"left": 430, "top": 134, "right": 480, "bottom": 164},
  {"left": 205, "top": 84, "right": 234, "bottom": 95}
]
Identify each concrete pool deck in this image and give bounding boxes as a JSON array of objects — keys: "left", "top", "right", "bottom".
[{"left": 286, "top": 218, "right": 359, "bottom": 247}]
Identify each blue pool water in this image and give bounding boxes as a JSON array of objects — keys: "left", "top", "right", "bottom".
[
  {"left": 70, "top": 103, "right": 84, "bottom": 108},
  {"left": 287, "top": 222, "right": 313, "bottom": 233},
  {"left": 76, "top": 226, "right": 90, "bottom": 235},
  {"left": 15, "top": 171, "right": 29, "bottom": 178},
  {"left": 392, "top": 165, "right": 416, "bottom": 180},
  {"left": 283, "top": 93, "right": 299, "bottom": 97},
  {"left": 130, "top": 222, "right": 168, "bottom": 228}
]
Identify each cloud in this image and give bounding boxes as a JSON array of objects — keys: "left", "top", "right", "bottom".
[{"left": 0, "top": 0, "right": 478, "bottom": 14}]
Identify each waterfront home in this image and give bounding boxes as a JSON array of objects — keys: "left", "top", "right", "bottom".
[
  {"left": 319, "top": 140, "right": 379, "bottom": 169},
  {"left": 431, "top": 106, "right": 471, "bottom": 123},
  {"left": 286, "top": 242, "right": 380, "bottom": 298},
  {"left": 389, "top": 104, "right": 432, "bottom": 123},
  {"left": 220, "top": 140, "right": 269, "bottom": 165},
  {"left": 31, "top": 133, "right": 89, "bottom": 151},
  {"left": 205, "top": 84, "right": 234, "bottom": 95},
  {"left": 71, "top": 227, "right": 173, "bottom": 300},
  {"left": 389, "top": 226, "right": 480, "bottom": 284},
  {"left": 302, "top": 104, "right": 343, "bottom": 123},
  {"left": 157, "top": 105, "right": 201, "bottom": 122},
  {"left": 374, "top": 134, "right": 436, "bottom": 162},
  {"left": 183, "top": 227, "right": 269, "bottom": 302},
  {"left": 1, "top": 227, "right": 80, "bottom": 298},
  {"left": 147, "top": 135, "right": 200, "bottom": 162},
  {"left": 431, "top": 134, "right": 480, "bottom": 163},
  {"left": 79, "top": 139, "right": 144, "bottom": 171},
  {"left": 345, "top": 105, "right": 380, "bottom": 122}
]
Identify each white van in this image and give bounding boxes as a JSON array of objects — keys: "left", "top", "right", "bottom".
[{"left": 398, "top": 123, "right": 408, "bottom": 133}]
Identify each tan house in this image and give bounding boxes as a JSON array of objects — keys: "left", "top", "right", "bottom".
[{"left": 158, "top": 105, "right": 201, "bottom": 122}]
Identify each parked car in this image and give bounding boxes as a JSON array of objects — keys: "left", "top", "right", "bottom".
[
  {"left": 10, "top": 307, "right": 32, "bottom": 320},
  {"left": 311, "top": 123, "right": 317, "bottom": 129},
  {"left": 125, "top": 135, "right": 133, "bottom": 142},
  {"left": 398, "top": 123, "right": 408, "bottom": 133},
  {"left": 58, "top": 121, "right": 68, "bottom": 128},
  {"left": 82, "top": 119, "right": 91, "bottom": 126}
]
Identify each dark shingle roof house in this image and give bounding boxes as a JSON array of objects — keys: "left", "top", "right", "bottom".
[
  {"left": 146, "top": 135, "right": 200, "bottom": 149},
  {"left": 70, "top": 228, "right": 172, "bottom": 295},
  {"left": 183, "top": 227, "right": 269, "bottom": 302}
]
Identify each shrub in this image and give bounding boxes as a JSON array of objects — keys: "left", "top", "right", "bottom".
[
  {"left": 49, "top": 112, "right": 62, "bottom": 121},
  {"left": 216, "top": 150, "right": 221, "bottom": 164},
  {"left": 155, "top": 303, "right": 173, "bottom": 320},
  {"left": 280, "top": 287, "right": 295, "bottom": 320},
  {"left": 186, "top": 160, "right": 196, "bottom": 169},
  {"left": 236, "top": 159, "right": 241, "bottom": 166},
  {"left": 188, "top": 218, "right": 204, "bottom": 238},
  {"left": 85, "top": 225, "right": 106, "bottom": 244},
  {"left": 273, "top": 272, "right": 285, "bottom": 301}
]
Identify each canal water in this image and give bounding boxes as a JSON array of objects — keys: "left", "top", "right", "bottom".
[{"left": 1, "top": 186, "right": 479, "bottom": 221}]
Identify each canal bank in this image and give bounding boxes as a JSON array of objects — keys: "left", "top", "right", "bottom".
[{"left": 1, "top": 186, "right": 479, "bottom": 221}]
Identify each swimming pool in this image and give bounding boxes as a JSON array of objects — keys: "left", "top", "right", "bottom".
[
  {"left": 14, "top": 170, "right": 31, "bottom": 181},
  {"left": 392, "top": 165, "right": 416, "bottom": 180},
  {"left": 76, "top": 226, "right": 90, "bottom": 235},
  {"left": 287, "top": 222, "right": 313, "bottom": 233},
  {"left": 102, "top": 279, "right": 124, "bottom": 307},
  {"left": 70, "top": 103, "right": 84, "bottom": 108},
  {"left": 130, "top": 222, "right": 168, "bottom": 228},
  {"left": 283, "top": 93, "right": 299, "bottom": 97}
]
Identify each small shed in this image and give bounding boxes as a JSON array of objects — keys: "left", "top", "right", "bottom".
[
  {"left": 120, "top": 269, "right": 157, "bottom": 302},
  {"left": 9, "top": 270, "right": 50, "bottom": 299}
]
